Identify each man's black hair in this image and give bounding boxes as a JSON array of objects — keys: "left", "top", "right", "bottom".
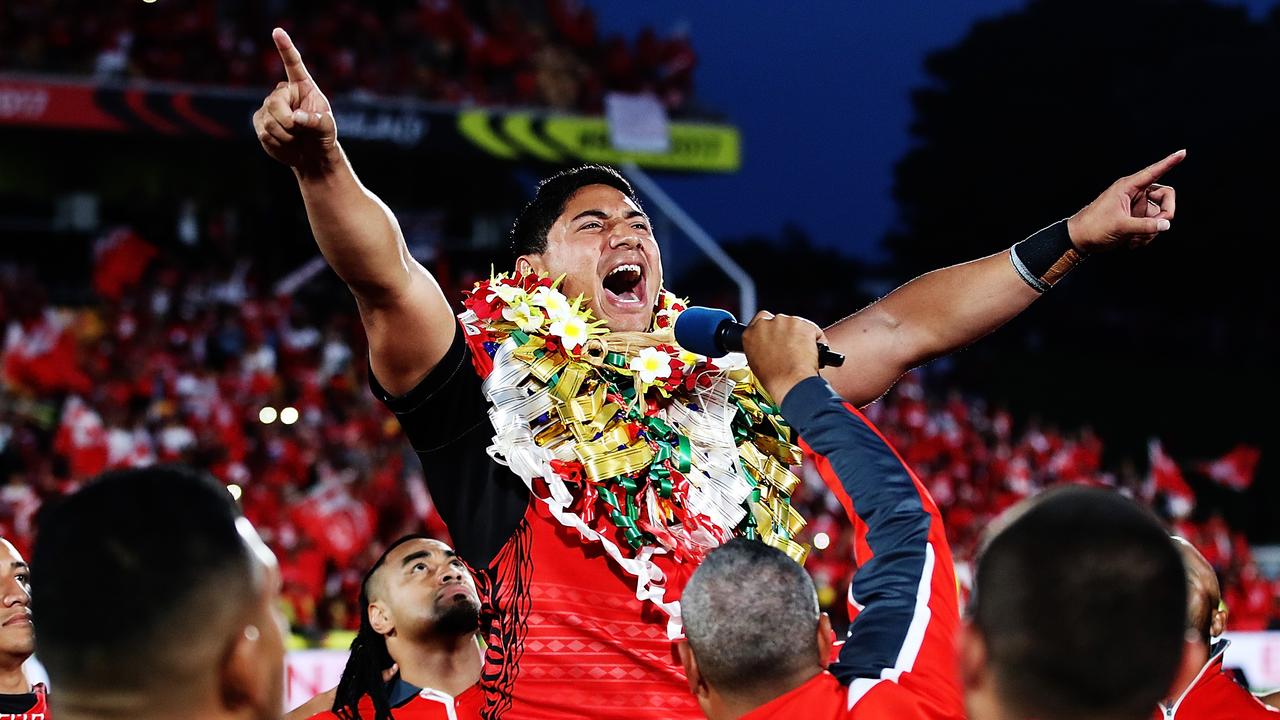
[
  {"left": 970, "top": 486, "right": 1187, "bottom": 720},
  {"left": 31, "top": 466, "right": 254, "bottom": 692},
  {"left": 333, "top": 534, "right": 433, "bottom": 720},
  {"left": 509, "top": 164, "right": 641, "bottom": 263},
  {"left": 681, "top": 538, "right": 820, "bottom": 693}
]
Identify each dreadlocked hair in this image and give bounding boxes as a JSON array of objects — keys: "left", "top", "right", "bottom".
[{"left": 332, "top": 534, "right": 434, "bottom": 720}]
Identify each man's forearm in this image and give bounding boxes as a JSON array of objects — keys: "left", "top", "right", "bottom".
[
  {"left": 295, "top": 143, "right": 414, "bottom": 305},
  {"left": 823, "top": 249, "right": 1039, "bottom": 406},
  {"left": 870, "top": 249, "right": 1039, "bottom": 363},
  {"left": 823, "top": 148, "right": 1186, "bottom": 408}
]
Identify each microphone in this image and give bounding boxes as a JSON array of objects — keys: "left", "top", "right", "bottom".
[{"left": 673, "top": 306, "right": 845, "bottom": 368}]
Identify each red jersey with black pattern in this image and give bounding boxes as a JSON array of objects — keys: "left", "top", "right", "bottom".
[{"left": 372, "top": 325, "right": 700, "bottom": 719}]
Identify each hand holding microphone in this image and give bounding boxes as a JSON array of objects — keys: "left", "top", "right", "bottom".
[{"left": 674, "top": 306, "right": 842, "bottom": 404}]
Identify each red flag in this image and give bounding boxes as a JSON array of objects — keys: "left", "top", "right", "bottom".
[
  {"left": 93, "top": 227, "right": 156, "bottom": 301},
  {"left": 291, "top": 482, "right": 375, "bottom": 567},
  {"left": 1149, "top": 439, "right": 1194, "bottom": 518},
  {"left": 1199, "top": 445, "right": 1262, "bottom": 491}
]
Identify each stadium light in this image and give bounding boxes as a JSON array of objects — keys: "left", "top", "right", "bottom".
[
  {"left": 280, "top": 406, "right": 299, "bottom": 425},
  {"left": 227, "top": 484, "right": 242, "bottom": 501},
  {"left": 814, "top": 532, "right": 831, "bottom": 551},
  {"left": 259, "top": 406, "right": 277, "bottom": 424}
]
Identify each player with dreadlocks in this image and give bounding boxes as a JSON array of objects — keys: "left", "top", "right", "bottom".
[{"left": 288, "top": 535, "right": 484, "bottom": 720}]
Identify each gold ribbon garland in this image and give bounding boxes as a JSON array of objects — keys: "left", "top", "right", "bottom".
[{"left": 464, "top": 273, "right": 811, "bottom": 571}]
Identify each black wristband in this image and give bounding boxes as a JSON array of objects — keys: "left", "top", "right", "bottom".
[{"left": 1010, "top": 219, "right": 1084, "bottom": 293}]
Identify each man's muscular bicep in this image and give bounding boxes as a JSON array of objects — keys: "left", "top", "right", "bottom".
[
  {"left": 361, "top": 260, "right": 458, "bottom": 397},
  {"left": 822, "top": 304, "right": 919, "bottom": 408}
]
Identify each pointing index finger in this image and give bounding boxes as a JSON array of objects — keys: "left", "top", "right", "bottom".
[
  {"left": 272, "top": 27, "right": 311, "bottom": 84},
  {"left": 1125, "top": 149, "right": 1186, "bottom": 191}
]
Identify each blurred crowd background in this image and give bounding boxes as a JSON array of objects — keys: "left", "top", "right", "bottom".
[
  {"left": 1, "top": 0, "right": 1276, "bottom": 648},
  {"left": 0, "top": 0, "right": 698, "bottom": 114}
]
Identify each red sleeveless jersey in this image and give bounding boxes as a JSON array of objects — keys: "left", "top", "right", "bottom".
[
  {"left": 475, "top": 501, "right": 699, "bottom": 718},
  {"left": 372, "top": 328, "right": 700, "bottom": 719}
]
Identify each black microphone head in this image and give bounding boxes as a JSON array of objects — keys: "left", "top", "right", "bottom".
[{"left": 674, "top": 306, "right": 736, "bottom": 358}]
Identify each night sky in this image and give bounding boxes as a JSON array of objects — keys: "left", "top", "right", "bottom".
[{"left": 593, "top": 0, "right": 1276, "bottom": 262}]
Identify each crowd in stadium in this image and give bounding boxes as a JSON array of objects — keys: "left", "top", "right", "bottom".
[
  {"left": 0, "top": 0, "right": 697, "bottom": 114},
  {"left": 1, "top": 226, "right": 1274, "bottom": 641}
]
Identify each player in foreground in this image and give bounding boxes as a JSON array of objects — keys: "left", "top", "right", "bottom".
[{"left": 32, "top": 467, "right": 285, "bottom": 720}]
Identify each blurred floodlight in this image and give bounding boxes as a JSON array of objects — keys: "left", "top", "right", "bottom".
[
  {"left": 227, "top": 484, "right": 243, "bottom": 501},
  {"left": 280, "top": 406, "right": 299, "bottom": 425},
  {"left": 814, "top": 532, "right": 831, "bottom": 551},
  {"left": 259, "top": 406, "right": 277, "bottom": 424}
]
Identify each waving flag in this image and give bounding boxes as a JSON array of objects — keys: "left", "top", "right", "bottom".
[
  {"left": 1199, "top": 445, "right": 1262, "bottom": 491},
  {"left": 1148, "top": 439, "right": 1194, "bottom": 518}
]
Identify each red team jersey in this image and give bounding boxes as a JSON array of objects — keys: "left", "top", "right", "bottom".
[
  {"left": 306, "top": 681, "right": 484, "bottom": 720},
  {"left": 374, "top": 328, "right": 962, "bottom": 719},
  {"left": 1156, "top": 641, "right": 1279, "bottom": 719}
]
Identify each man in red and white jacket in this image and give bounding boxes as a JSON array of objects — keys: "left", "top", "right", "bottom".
[
  {"left": 1155, "top": 539, "right": 1279, "bottom": 719},
  {"left": 676, "top": 313, "right": 964, "bottom": 719}
]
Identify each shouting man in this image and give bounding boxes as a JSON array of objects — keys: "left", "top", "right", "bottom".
[{"left": 254, "top": 27, "right": 1181, "bottom": 718}]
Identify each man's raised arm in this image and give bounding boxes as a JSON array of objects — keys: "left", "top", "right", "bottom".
[
  {"left": 823, "top": 150, "right": 1184, "bottom": 407},
  {"left": 253, "top": 28, "right": 456, "bottom": 395}
]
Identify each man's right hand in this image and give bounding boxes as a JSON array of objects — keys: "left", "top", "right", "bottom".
[
  {"left": 741, "top": 311, "right": 826, "bottom": 406},
  {"left": 253, "top": 28, "right": 338, "bottom": 174}
]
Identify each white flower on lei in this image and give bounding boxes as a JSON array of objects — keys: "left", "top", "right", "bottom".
[
  {"left": 530, "top": 285, "right": 573, "bottom": 321},
  {"left": 630, "top": 346, "right": 673, "bottom": 385},
  {"left": 549, "top": 314, "right": 591, "bottom": 351},
  {"left": 502, "top": 301, "right": 544, "bottom": 333},
  {"left": 487, "top": 282, "right": 527, "bottom": 306}
]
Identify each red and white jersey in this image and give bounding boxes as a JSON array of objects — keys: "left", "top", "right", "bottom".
[{"left": 1157, "top": 641, "right": 1279, "bottom": 720}]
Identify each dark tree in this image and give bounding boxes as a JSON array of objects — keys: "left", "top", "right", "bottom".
[{"left": 886, "top": 0, "right": 1279, "bottom": 539}]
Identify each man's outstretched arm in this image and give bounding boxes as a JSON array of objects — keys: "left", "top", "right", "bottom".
[
  {"left": 253, "top": 29, "right": 456, "bottom": 396},
  {"left": 823, "top": 150, "right": 1183, "bottom": 407}
]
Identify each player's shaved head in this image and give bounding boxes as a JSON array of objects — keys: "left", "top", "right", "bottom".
[
  {"left": 32, "top": 467, "right": 284, "bottom": 720},
  {"left": 1172, "top": 537, "right": 1224, "bottom": 645},
  {"left": 965, "top": 486, "right": 1189, "bottom": 720}
]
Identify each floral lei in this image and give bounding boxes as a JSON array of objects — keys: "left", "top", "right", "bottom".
[{"left": 459, "top": 271, "right": 808, "bottom": 628}]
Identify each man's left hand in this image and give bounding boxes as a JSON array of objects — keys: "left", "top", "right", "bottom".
[{"left": 1067, "top": 149, "right": 1184, "bottom": 252}]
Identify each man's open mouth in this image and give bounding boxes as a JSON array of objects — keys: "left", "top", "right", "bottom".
[{"left": 602, "top": 263, "right": 645, "bottom": 305}]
